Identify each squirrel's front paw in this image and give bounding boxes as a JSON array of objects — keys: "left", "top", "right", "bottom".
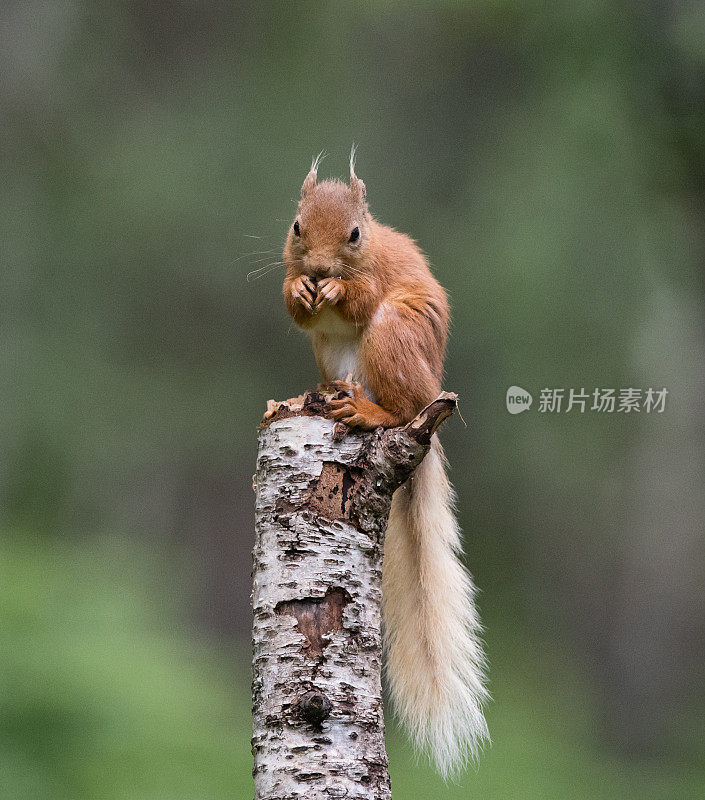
[
  {"left": 315, "top": 277, "right": 344, "bottom": 309},
  {"left": 290, "top": 275, "right": 317, "bottom": 312}
]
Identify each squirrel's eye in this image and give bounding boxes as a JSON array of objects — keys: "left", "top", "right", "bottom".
[
  {"left": 349, "top": 226, "right": 360, "bottom": 243},
  {"left": 293, "top": 221, "right": 300, "bottom": 236}
]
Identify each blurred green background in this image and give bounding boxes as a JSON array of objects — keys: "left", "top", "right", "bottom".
[{"left": 2, "top": 1, "right": 704, "bottom": 797}]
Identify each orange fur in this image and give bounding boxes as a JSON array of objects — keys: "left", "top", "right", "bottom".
[{"left": 283, "top": 171, "right": 448, "bottom": 428}]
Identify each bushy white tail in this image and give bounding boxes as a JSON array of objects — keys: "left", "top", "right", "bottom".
[{"left": 382, "top": 435, "right": 489, "bottom": 777}]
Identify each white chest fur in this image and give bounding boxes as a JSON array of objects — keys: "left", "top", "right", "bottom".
[{"left": 307, "top": 308, "right": 370, "bottom": 393}]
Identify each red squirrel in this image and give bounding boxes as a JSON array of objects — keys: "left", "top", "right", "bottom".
[{"left": 282, "top": 153, "right": 489, "bottom": 776}]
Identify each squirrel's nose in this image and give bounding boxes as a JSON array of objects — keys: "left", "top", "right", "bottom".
[{"left": 306, "top": 255, "right": 332, "bottom": 278}]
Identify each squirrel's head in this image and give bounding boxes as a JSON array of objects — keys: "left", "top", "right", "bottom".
[{"left": 284, "top": 152, "right": 371, "bottom": 279}]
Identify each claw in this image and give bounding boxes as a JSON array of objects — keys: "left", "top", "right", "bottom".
[
  {"left": 330, "top": 403, "right": 358, "bottom": 424},
  {"left": 328, "top": 379, "right": 364, "bottom": 399},
  {"left": 314, "top": 277, "right": 344, "bottom": 308},
  {"left": 291, "top": 275, "right": 318, "bottom": 312},
  {"left": 328, "top": 398, "right": 351, "bottom": 410}
]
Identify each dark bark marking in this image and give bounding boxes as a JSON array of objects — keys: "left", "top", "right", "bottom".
[
  {"left": 333, "top": 422, "right": 349, "bottom": 441},
  {"left": 296, "top": 691, "right": 333, "bottom": 727},
  {"left": 305, "top": 461, "right": 361, "bottom": 522},
  {"left": 275, "top": 587, "right": 351, "bottom": 655},
  {"left": 294, "top": 771, "right": 326, "bottom": 783},
  {"left": 274, "top": 462, "right": 363, "bottom": 527}
]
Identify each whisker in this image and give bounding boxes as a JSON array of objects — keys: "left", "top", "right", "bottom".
[
  {"left": 231, "top": 248, "right": 279, "bottom": 264},
  {"left": 247, "top": 262, "right": 287, "bottom": 281},
  {"left": 335, "top": 259, "right": 364, "bottom": 278},
  {"left": 243, "top": 229, "right": 281, "bottom": 239},
  {"left": 245, "top": 254, "right": 288, "bottom": 266},
  {"left": 248, "top": 260, "right": 285, "bottom": 269}
]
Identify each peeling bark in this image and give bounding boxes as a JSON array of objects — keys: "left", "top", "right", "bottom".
[{"left": 252, "top": 391, "right": 457, "bottom": 799}]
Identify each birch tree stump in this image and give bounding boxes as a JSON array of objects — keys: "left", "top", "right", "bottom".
[{"left": 251, "top": 390, "right": 457, "bottom": 800}]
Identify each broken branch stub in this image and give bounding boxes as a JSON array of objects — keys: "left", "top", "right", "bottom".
[{"left": 251, "top": 391, "right": 457, "bottom": 799}]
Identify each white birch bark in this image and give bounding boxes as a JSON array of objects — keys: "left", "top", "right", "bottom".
[{"left": 251, "top": 391, "right": 456, "bottom": 800}]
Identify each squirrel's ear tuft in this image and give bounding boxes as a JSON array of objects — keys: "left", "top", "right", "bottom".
[
  {"left": 301, "top": 151, "right": 325, "bottom": 198},
  {"left": 349, "top": 145, "right": 366, "bottom": 202},
  {"left": 301, "top": 169, "right": 317, "bottom": 198}
]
